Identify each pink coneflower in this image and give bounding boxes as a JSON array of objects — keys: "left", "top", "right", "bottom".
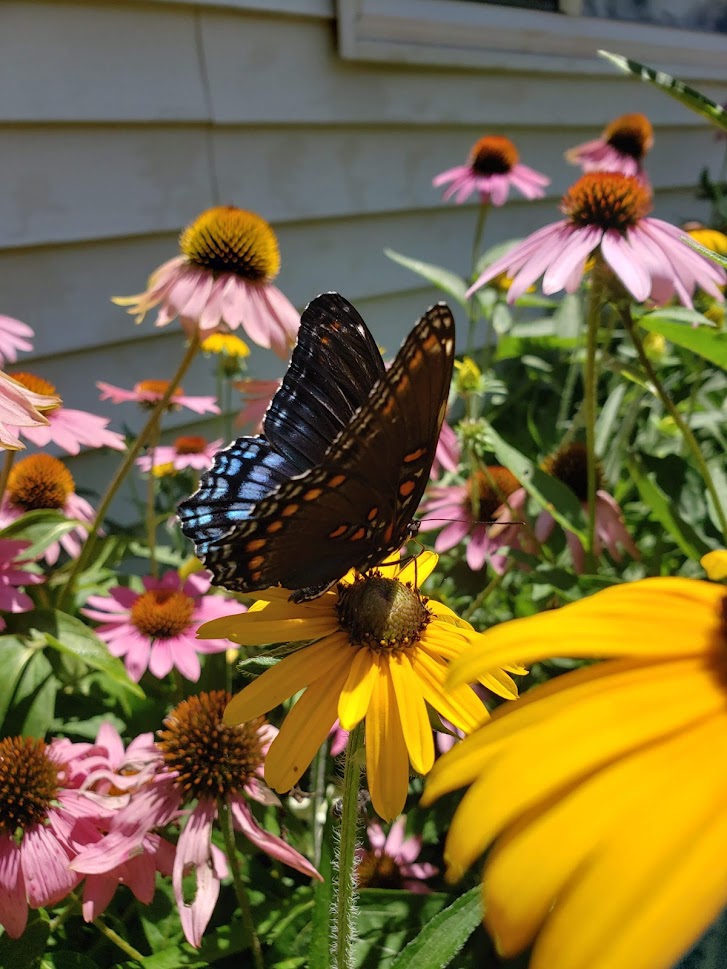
[
  {"left": 434, "top": 135, "right": 550, "bottom": 206},
  {"left": 0, "top": 315, "right": 34, "bottom": 368},
  {"left": 356, "top": 817, "right": 438, "bottom": 893},
  {"left": 0, "top": 454, "right": 96, "bottom": 565},
  {"left": 97, "top": 379, "right": 219, "bottom": 416},
  {"left": 0, "top": 735, "right": 114, "bottom": 938},
  {"left": 0, "top": 539, "right": 42, "bottom": 630},
  {"left": 430, "top": 419, "right": 459, "bottom": 480},
  {"left": 234, "top": 377, "right": 280, "bottom": 432},
  {"left": 67, "top": 723, "right": 175, "bottom": 922},
  {"left": 420, "top": 466, "right": 526, "bottom": 573},
  {"left": 82, "top": 570, "right": 245, "bottom": 683},
  {"left": 467, "top": 172, "right": 726, "bottom": 308},
  {"left": 8, "top": 372, "right": 125, "bottom": 454},
  {"left": 113, "top": 206, "right": 299, "bottom": 357},
  {"left": 72, "top": 692, "right": 321, "bottom": 948},
  {"left": 0, "top": 370, "right": 57, "bottom": 451},
  {"left": 566, "top": 112, "right": 653, "bottom": 178},
  {"left": 136, "top": 435, "right": 223, "bottom": 476},
  {"left": 538, "top": 442, "right": 638, "bottom": 574}
]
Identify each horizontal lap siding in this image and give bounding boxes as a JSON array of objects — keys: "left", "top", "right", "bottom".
[{"left": 0, "top": 0, "right": 725, "bottom": 514}]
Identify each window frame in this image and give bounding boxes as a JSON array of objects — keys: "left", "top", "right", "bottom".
[{"left": 336, "top": 0, "right": 727, "bottom": 79}]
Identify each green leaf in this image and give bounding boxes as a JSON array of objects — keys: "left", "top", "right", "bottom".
[
  {"left": 0, "top": 636, "right": 37, "bottom": 726},
  {"left": 626, "top": 456, "right": 709, "bottom": 560},
  {"left": 484, "top": 424, "right": 587, "bottom": 543},
  {"left": 40, "top": 953, "right": 101, "bottom": 969},
  {"left": 0, "top": 909, "right": 50, "bottom": 969},
  {"left": 598, "top": 50, "right": 727, "bottom": 131},
  {"left": 684, "top": 237, "right": 727, "bottom": 270},
  {"left": 384, "top": 249, "right": 468, "bottom": 306},
  {"left": 0, "top": 646, "right": 57, "bottom": 737},
  {"left": 638, "top": 318, "right": 727, "bottom": 369},
  {"left": 356, "top": 890, "right": 451, "bottom": 969},
  {"left": 0, "top": 509, "right": 80, "bottom": 559},
  {"left": 10, "top": 610, "right": 144, "bottom": 698},
  {"left": 388, "top": 886, "right": 482, "bottom": 969}
]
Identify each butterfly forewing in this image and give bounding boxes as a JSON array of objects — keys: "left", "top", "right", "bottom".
[{"left": 179, "top": 293, "right": 455, "bottom": 601}]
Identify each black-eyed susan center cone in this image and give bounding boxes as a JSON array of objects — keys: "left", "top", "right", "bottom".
[{"left": 198, "top": 552, "right": 524, "bottom": 821}]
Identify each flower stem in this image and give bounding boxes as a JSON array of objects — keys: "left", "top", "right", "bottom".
[
  {"left": 621, "top": 305, "right": 727, "bottom": 540},
  {"left": 58, "top": 332, "right": 201, "bottom": 607},
  {"left": 312, "top": 740, "right": 328, "bottom": 868},
  {"left": 219, "top": 801, "right": 264, "bottom": 969},
  {"left": 0, "top": 449, "right": 15, "bottom": 505},
  {"left": 145, "top": 419, "right": 160, "bottom": 578},
  {"left": 467, "top": 201, "right": 490, "bottom": 356},
  {"left": 334, "top": 722, "right": 363, "bottom": 969},
  {"left": 583, "top": 276, "right": 603, "bottom": 572}
]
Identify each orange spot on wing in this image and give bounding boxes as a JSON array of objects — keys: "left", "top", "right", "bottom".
[
  {"left": 367, "top": 506, "right": 379, "bottom": 521},
  {"left": 248, "top": 555, "right": 265, "bottom": 569},
  {"left": 267, "top": 520, "right": 284, "bottom": 533},
  {"left": 281, "top": 504, "right": 299, "bottom": 517},
  {"left": 329, "top": 524, "right": 348, "bottom": 539},
  {"left": 383, "top": 522, "right": 394, "bottom": 543},
  {"left": 399, "top": 480, "right": 416, "bottom": 497},
  {"left": 250, "top": 570, "right": 262, "bottom": 582},
  {"left": 328, "top": 474, "right": 347, "bottom": 488},
  {"left": 245, "top": 538, "right": 266, "bottom": 552},
  {"left": 404, "top": 447, "right": 426, "bottom": 463},
  {"left": 350, "top": 528, "right": 366, "bottom": 541},
  {"left": 423, "top": 333, "right": 439, "bottom": 351},
  {"left": 304, "top": 487, "right": 323, "bottom": 501}
]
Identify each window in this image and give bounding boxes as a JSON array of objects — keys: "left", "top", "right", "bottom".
[{"left": 336, "top": 0, "right": 727, "bottom": 77}]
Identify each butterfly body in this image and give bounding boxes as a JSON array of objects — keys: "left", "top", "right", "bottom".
[{"left": 178, "top": 292, "right": 455, "bottom": 601}]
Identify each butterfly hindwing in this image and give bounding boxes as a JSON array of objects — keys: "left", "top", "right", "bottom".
[{"left": 182, "top": 297, "right": 456, "bottom": 601}]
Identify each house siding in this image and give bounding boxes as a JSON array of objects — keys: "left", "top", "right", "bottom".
[{"left": 1, "top": 0, "right": 725, "bottom": 510}]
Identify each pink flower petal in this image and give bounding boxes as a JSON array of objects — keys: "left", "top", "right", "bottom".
[
  {"left": 230, "top": 798, "right": 321, "bottom": 881},
  {"left": 174, "top": 800, "right": 220, "bottom": 948},
  {"left": 0, "top": 836, "right": 28, "bottom": 938}
]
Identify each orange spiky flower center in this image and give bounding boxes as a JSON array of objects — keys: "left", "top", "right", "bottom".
[
  {"left": 468, "top": 466, "right": 521, "bottom": 519},
  {"left": 157, "top": 690, "right": 265, "bottom": 802},
  {"left": 469, "top": 135, "right": 519, "bottom": 176},
  {"left": 603, "top": 112, "right": 654, "bottom": 161},
  {"left": 130, "top": 588, "right": 196, "bottom": 639},
  {"left": 10, "top": 372, "right": 60, "bottom": 412},
  {"left": 7, "top": 454, "right": 75, "bottom": 511},
  {"left": 174, "top": 435, "right": 208, "bottom": 456},
  {"left": 180, "top": 206, "right": 281, "bottom": 281},
  {"left": 561, "top": 172, "right": 652, "bottom": 233}
]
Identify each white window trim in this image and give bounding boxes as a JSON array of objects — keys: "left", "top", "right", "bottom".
[{"left": 336, "top": 0, "right": 727, "bottom": 80}]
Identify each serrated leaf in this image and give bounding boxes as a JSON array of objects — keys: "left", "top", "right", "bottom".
[
  {"left": 598, "top": 50, "right": 727, "bottom": 131},
  {"left": 11, "top": 610, "right": 144, "bottom": 698},
  {"left": 638, "top": 318, "right": 727, "bottom": 369},
  {"left": 626, "top": 456, "right": 708, "bottom": 560},
  {"left": 388, "top": 887, "right": 481, "bottom": 969},
  {"left": 0, "top": 509, "right": 80, "bottom": 558},
  {"left": 384, "top": 249, "right": 468, "bottom": 306}
]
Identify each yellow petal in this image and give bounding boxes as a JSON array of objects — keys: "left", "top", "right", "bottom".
[
  {"left": 484, "top": 713, "right": 727, "bottom": 956},
  {"left": 366, "top": 656, "right": 410, "bottom": 821},
  {"left": 531, "top": 715, "right": 727, "bottom": 969},
  {"left": 443, "top": 657, "right": 723, "bottom": 876},
  {"left": 199, "top": 611, "right": 336, "bottom": 646},
  {"left": 478, "top": 668, "right": 520, "bottom": 700},
  {"left": 396, "top": 550, "right": 438, "bottom": 585},
  {"left": 388, "top": 652, "right": 435, "bottom": 776},
  {"left": 339, "top": 648, "right": 377, "bottom": 730},
  {"left": 224, "top": 635, "right": 349, "bottom": 725},
  {"left": 265, "top": 659, "right": 352, "bottom": 792},
  {"left": 449, "top": 578, "right": 723, "bottom": 688},
  {"left": 701, "top": 549, "right": 727, "bottom": 580},
  {"left": 410, "top": 645, "right": 489, "bottom": 735}
]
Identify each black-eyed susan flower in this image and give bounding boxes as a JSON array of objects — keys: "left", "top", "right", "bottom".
[
  {"left": 468, "top": 172, "right": 726, "bottom": 307},
  {"left": 199, "top": 552, "right": 523, "bottom": 821},
  {"left": 434, "top": 135, "right": 550, "bottom": 206},
  {"left": 113, "top": 206, "right": 299, "bottom": 357},
  {"left": 566, "top": 112, "right": 653, "bottom": 179},
  {"left": 423, "top": 574, "right": 727, "bottom": 969}
]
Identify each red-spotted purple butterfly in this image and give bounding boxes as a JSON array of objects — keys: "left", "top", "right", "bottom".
[{"left": 178, "top": 292, "right": 455, "bottom": 602}]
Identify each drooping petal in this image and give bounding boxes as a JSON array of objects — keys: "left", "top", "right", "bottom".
[
  {"left": 173, "top": 801, "right": 219, "bottom": 949},
  {"left": 0, "top": 836, "right": 27, "bottom": 938},
  {"left": 388, "top": 652, "right": 435, "bottom": 776},
  {"left": 365, "top": 655, "right": 410, "bottom": 821},
  {"left": 230, "top": 798, "right": 321, "bottom": 879}
]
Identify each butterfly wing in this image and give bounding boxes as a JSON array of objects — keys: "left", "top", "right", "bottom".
[
  {"left": 195, "top": 302, "right": 455, "bottom": 601},
  {"left": 178, "top": 292, "right": 385, "bottom": 551}
]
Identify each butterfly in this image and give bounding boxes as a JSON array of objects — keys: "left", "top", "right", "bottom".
[{"left": 178, "top": 291, "right": 455, "bottom": 602}]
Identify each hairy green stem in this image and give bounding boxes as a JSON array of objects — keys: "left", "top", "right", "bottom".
[
  {"left": 220, "top": 801, "right": 264, "bottom": 969},
  {"left": 334, "top": 723, "right": 364, "bottom": 969},
  {"left": 583, "top": 277, "right": 603, "bottom": 572},
  {"left": 312, "top": 740, "right": 328, "bottom": 868},
  {"left": 58, "top": 332, "right": 201, "bottom": 607},
  {"left": 621, "top": 306, "right": 727, "bottom": 540}
]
